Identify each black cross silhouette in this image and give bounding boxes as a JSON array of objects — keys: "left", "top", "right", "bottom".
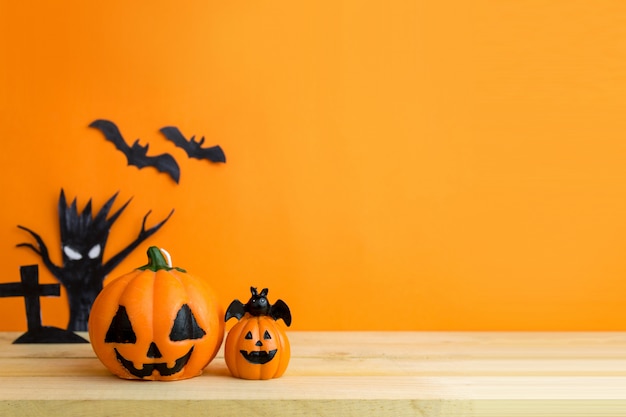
[
  {"left": 0, "top": 265, "right": 87, "bottom": 343},
  {"left": 0, "top": 265, "right": 59, "bottom": 332}
]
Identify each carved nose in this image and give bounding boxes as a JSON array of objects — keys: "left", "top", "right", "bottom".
[
  {"left": 255, "top": 340, "right": 263, "bottom": 347},
  {"left": 147, "top": 342, "right": 163, "bottom": 358}
]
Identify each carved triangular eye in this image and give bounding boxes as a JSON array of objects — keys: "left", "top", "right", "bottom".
[
  {"left": 264, "top": 330, "right": 272, "bottom": 340},
  {"left": 105, "top": 306, "right": 136, "bottom": 343},
  {"left": 245, "top": 331, "right": 253, "bottom": 339},
  {"left": 170, "top": 304, "right": 206, "bottom": 341}
]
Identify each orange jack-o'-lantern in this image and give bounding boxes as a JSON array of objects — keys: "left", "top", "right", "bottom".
[
  {"left": 224, "top": 287, "right": 291, "bottom": 379},
  {"left": 88, "top": 247, "right": 224, "bottom": 380}
]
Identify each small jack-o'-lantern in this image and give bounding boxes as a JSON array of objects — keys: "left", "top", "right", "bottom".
[
  {"left": 224, "top": 287, "right": 291, "bottom": 379},
  {"left": 88, "top": 246, "right": 224, "bottom": 380}
]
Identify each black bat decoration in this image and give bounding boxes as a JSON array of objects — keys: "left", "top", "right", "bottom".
[
  {"left": 226, "top": 287, "right": 291, "bottom": 326},
  {"left": 159, "top": 126, "right": 226, "bottom": 163},
  {"left": 90, "top": 119, "right": 181, "bottom": 184}
]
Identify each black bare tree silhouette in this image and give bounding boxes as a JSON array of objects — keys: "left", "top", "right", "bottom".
[{"left": 17, "top": 189, "right": 173, "bottom": 331}]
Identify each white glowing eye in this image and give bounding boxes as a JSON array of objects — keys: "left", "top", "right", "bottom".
[
  {"left": 88, "top": 244, "right": 101, "bottom": 259},
  {"left": 63, "top": 246, "right": 83, "bottom": 261}
]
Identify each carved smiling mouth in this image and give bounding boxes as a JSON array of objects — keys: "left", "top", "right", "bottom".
[
  {"left": 114, "top": 347, "right": 194, "bottom": 378},
  {"left": 240, "top": 349, "right": 277, "bottom": 364}
]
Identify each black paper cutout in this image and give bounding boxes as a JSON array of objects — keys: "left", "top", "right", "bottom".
[
  {"left": 159, "top": 126, "right": 227, "bottom": 163},
  {"left": 90, "top": 119, "right": 181, "bottom": 184},
  {"left": 17, "top": 189, "right": 173, "bottom": 332},
  {"left": 0, "top": 265, "right": 88, "bottom": 343},
  {"left": 225, "top": 287, "right": 292, "bottom": 326}
]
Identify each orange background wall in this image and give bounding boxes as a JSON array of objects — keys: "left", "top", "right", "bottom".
[{"left": 2, "top": 1, "right": 626, "bottom": 331}]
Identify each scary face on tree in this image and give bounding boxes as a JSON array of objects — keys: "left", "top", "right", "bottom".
[{"left": 88, "top": 247, "right": 224, "bottom": 381}]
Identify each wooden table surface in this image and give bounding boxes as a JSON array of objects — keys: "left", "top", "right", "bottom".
[{"left": 2, "top": 331, "right": 626, "bottom": 416}]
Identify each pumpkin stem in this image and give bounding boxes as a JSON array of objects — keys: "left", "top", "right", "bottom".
[{"left": 139, "top": 246, "right": 186, "bottom": 272}]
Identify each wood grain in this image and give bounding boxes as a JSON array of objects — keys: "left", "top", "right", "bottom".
[{"left": 2, "top": 332, "right": 626, "bottom": 416}]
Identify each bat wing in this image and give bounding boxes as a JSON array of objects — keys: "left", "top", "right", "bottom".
[
  {"left": 159, "top": 126, "right": 189, "bottom": 152},
  {"left": 91, "top": 120, "right": 180, "bottom": 184},
  {"left": 197, "top": 144, "right": 226, "bottom": 163},
  {"left": 225, "top": 299, "right": 246, "bottom": 322},
  {"left": 160, "top": 126, "right": 226, "bottom": 163},
  {"left": 139, "top": 151, "right": 180, "bottom": 184},
  {"left": 269, "top": 299, "right": 292, "bottom": 326},
  {"left": 89, "top": 119, "right": 131, "bottom": 156}
]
